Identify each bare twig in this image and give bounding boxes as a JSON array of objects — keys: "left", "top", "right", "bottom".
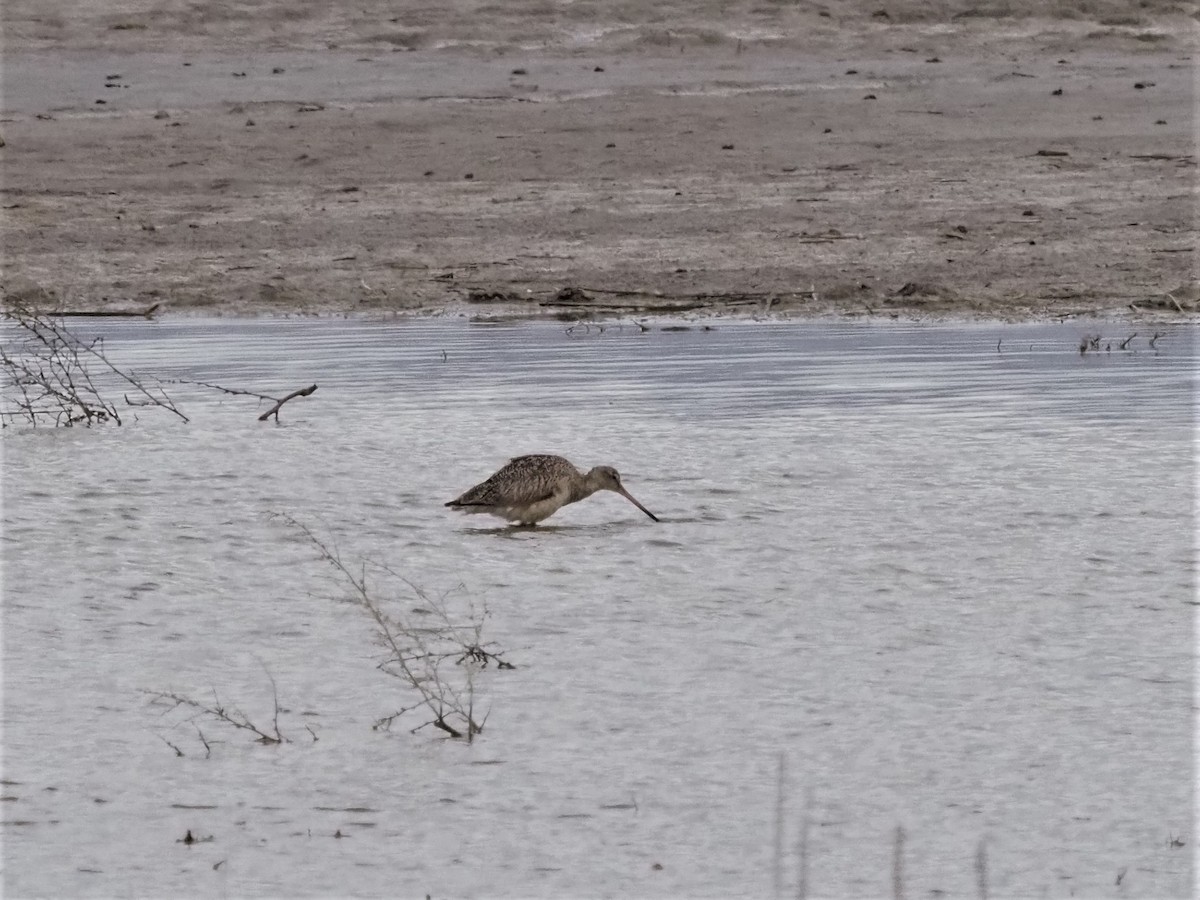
[
  {"left": 158, "top": 734, "right": 185, "bottom": 757},
  {"left": 262, "top": 662, "right": 283, "bottom": 740},
  {"left": 373, "top": 705, "right": 418, "bottom": 731},
  {"left": 143, "top": 685, "right": 287, "bottom": 744},
  {"left": 195, "top": 726, "right": 212, "bottom": 758},
  {"left": 169, "top": 378, "right": 276, "bottom": 403},
  {"left": 168, "top": 378, "right": 318, "bottom": 422}
]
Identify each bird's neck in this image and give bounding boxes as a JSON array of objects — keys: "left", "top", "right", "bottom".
[{"left": 572, "top": 471, "right": 603, "bottom": 503}]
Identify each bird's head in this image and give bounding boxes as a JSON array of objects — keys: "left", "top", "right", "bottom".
[{"left": 587, "top": 466, "right": 659, "bottom": 522}]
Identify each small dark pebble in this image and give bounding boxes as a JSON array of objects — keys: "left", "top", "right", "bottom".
[
  {"left": 423, "top": 170, "right": 434, "bottom": 177},
  {"left": 863, "top": 94, "right": 876, "bottom": 100},
  {"left": 1051, "top": 88, "right": 1063, "bottom": 95},
  {"left": 845, "top": 68, "right": 858, "bottom": 74},
  {"left": 1022, "top": 209, "right": 1035, "bottom": 216},
  {"left": 926, "top": 57, "right": 941, "bottom": 63},
  {"left": 872, "top": 9, "right": 890, "bottom": 17},
  {"left": 272, "top": 67, "right": 285, "bottom": 74},
  {"left": 1028, "top": 240, "right": 1037, "bottom": 245},
  {"left": 605, "top": 142, "right": 615, "bottom": 148},
  {"left": 594, "top": 66, "right": 605, "bottom": 72},
  {"left": 1092, "top": 115, "right": 1103, "bottom": 120},
  {"left": 464, "top": 173, "right": 474, "bottom": 179},
  {"left": 721, "top": 143, "right": 734, "bottom": 150},
  {"left": 105, "top": 73, "right": 122, "bottom": 80},
  {"left": 232, "top": 72, "right": 247, "bottom": 77},
  {"left": 245, "top": 119, "right": 255, "bottom": 127},
  {"left": 1134, "top": 82, "right": 1154, "bottom": 89},
  {"left": 955, "top": 224, "right": 968, "bottom": 233},
  {"left": 823, "top": 127, "right": 832, "bottom": 133},
  {"left": 1154, "top": 119, "right": 1167, "bottom": 125},
  {"left": 95, "top": 99, "right": 106, "bottom": 104},
  {"left": 511, "top": 68, "right": 527, "bottom": 76},
  {"left": 153, "top": 110, "right": 170, "bottom": 119}
]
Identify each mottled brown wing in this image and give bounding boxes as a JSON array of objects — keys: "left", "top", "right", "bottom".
[{"left": 447, "top": 455, "right": 575, "bottom": 508}]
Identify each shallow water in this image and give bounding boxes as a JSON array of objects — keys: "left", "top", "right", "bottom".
[{"left": 2, "top": 318, "right": 1195, "bottom": 898}]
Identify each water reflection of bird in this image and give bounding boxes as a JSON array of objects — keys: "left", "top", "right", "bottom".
[{"left": 446, "top": 454, "right": 659, "bottom": 526}]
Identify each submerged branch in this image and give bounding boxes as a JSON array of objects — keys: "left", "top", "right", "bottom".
[
  {"left": 168, "top": 379, "right": 319, "bottom": 421},
  {"left": 278, "top": 513, "right": 509, "bottom": 741},
  {"left": 142, "top": 685, "right": 287, "bottom": 745},
  {"left": 258, "top": 384, "right": 318, "bottom": 421}
]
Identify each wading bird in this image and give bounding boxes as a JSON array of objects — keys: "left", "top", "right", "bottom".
[{"left": 446, "top": 454, "right": 659, "bottom": 526}]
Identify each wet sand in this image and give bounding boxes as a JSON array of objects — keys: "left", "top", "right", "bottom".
[{"left": 2, "top": 0, "right": 1196, "bottom": 320}]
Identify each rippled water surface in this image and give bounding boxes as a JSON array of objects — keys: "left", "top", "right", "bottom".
[{"left": 3, "top": 318, "right": 1195, "bottom": 898}]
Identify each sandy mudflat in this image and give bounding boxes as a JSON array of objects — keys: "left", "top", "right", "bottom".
[{"left": 1, "top": 0, "right": 1196, "bottom": 320}]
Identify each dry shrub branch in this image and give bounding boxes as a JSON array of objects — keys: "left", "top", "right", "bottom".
[
  {"left": 282, "top": 514, "right": 513, "bottom": 742},
  {"left": 1, "top": 299, "right": 187, "bottom": 426},
  {"left": 143, "top": 665, "right": 288, "bottom": 749},
  {"left": 1, "top": 301, "right": 318, "bottom": 425}
]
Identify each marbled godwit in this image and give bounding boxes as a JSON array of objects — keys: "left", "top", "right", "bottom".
[{"left": 446, "top": 454, "right": 659, "bottom": 526}]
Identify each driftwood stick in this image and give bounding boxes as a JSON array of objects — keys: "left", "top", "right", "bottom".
[
  {"left": 258, "top": 384, "right": 318, "bottom": 422},
  {"left": 53, "top": 303, "right": 161, "bottom": 318},
  {"left": 570, "top": 286, "right": 821, "bottom": 301}
]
